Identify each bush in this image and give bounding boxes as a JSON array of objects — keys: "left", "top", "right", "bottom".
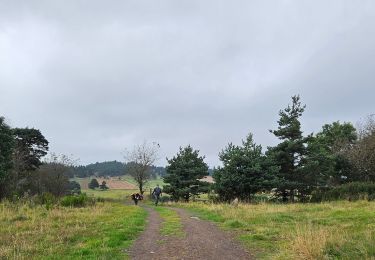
[
  {"left": 68, "top": 181, "right": 81, "bottom": 194},
  {"left": 311, "top": 182, "right": 375, "bottom": 202},
  {"left": 34, "top": 192, "right": 57, "bottom": 210},
  {"left": 60, "top": 193, "right": 94, "bottom": 207}
]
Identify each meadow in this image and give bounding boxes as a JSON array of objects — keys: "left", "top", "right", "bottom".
[
  {"left": 174, "top": 200, "right": 375, "bottom": 259},
  {"left": 0, "top": 195, "right": 146, "bottom": 259},
  {"left": 2, "top": 185, "right": 375, "bottom": 260}
]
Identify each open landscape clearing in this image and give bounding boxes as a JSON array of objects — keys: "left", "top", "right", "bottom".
[
  {"left": 0, "top": 196, "right": 146, "bottom": 259},
  {"left": 2, "top": 188, "right": 375, "bottom": 259},
  {"left": 2, "top": 2, "right": 375, "bottom": 259}
]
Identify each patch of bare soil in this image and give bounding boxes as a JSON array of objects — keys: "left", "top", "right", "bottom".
[{"left": 129, "top": 207, "right": 251, "bottom": 260}]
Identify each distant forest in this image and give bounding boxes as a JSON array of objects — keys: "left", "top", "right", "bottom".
[{"left": 68, "top": 161, "right": 167, "bottom": 179}]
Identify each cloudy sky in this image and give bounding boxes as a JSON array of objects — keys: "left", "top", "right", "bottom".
[{"left": 1, "top": 1, "right": 374, "bottom": 167}]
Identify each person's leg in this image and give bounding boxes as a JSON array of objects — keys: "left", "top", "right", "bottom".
[
  {"left": 155, "top": 195, "right": 159, "bottom": 206},
  {"left": 135, "top": 199, "right": 138, "bottom": 205}
]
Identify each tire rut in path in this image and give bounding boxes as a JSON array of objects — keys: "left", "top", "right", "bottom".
[{"left": 130, "top": 206, "right": 252, "bottom": 260}]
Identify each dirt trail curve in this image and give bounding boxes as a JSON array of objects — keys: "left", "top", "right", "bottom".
[{"left": 130, "top": 206, "right": 252, "bottom": 260}]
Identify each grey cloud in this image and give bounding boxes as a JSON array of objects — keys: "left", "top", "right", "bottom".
[{"left": 1, "top": 0, "right": 374, "bottom": 166}]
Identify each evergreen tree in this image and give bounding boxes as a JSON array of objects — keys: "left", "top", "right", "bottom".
[
  {"left": 163, "top": 145, "right": 209, "bottom": 202},
  {"left": 268, "top": 95, "right": 309, "bottom": 202},
  {"left": 88, "top": 178, "right": 99, "bottom": 189},
  {"left": 9, "top": 128, "right": 49, "bottom": 196},
  {"left": 0, "top": 117, "right": 14, "bottom": 199},
  {"left": 214, "top": 134, "right": 279, "bottom": 202}
]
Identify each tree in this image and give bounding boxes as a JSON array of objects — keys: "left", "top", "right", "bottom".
[
  {"left": 307, "top": 121, "right": 357, "bottom": 186},
  {"left": 12, "top": 128, "right": 49, "bottom": 171},
  {"left": 0, "top": 117, "right": 14, "bottom": 199},
  {"left": 33, "top": 153, "right": 75, "bottom": 196},
  {"left": 214, "top": 134, "right": 279, "bottom": 202},
  {"left": 163, "top": 145, "right": 209, "bottom": 202},
  {"left": 124, "top": 141, "right": 159, "bottom": 194},
  {"left": 99, "top": 181, "right": 109, "bottom": 190},
  {"left": 268, "top": 95, "right": 309, "bottom": 202},
  {"left": 345, "top": 115, "right": 375, "bottom": 181},
  {"left": 89, "top": 178, "right": 99, "bottom": 189},
  {"left": 8, "top": 128, "right": 49, "bottom": 196},
  {"left": 68, "top": 181, "right": 81, "bottom": 194}
]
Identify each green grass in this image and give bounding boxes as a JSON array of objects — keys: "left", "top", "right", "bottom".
[
  {"left": 83, "top": 189, "right": 137, "bottom": 202},
  {"left": 0, "top": 200, "right": 147, "bottom": 259},
  {"left": 121, "top": 175, "right": 165, "bottom": 191},
  {"left": 153, "top": 207, "right": 184, "bottom": 237},
  {"left": 175, "top": 200, "right": 375, "bottom": 259}
]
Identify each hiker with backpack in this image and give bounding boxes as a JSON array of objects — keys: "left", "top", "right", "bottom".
[{"left": 152, "top": 184, "right": 162, "bottom": 206}]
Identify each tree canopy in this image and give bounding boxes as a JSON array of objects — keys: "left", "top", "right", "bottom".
[{"left": 164, "top": 145, "right": 209, "bottom": 202}]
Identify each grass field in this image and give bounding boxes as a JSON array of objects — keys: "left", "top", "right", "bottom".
[
  {"left": 83, "top": 189, "right": 137, "bottom": 201},
  {"left": 0, "top": 198, "right": 147, "bottom": 259},
  {"left": 175, "top": 200, "right": 375, "bottom": 259},
  {"left": 74, "top": 175, "right": 165, "bottom": 192}
]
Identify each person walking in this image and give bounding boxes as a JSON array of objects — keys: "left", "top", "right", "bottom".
[{"left": 152, "top": 184, "right": 162, "bottom": 206}]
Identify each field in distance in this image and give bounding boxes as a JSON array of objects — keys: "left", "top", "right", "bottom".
[{"left": 73, "top": 175, "right": 165, "bottom": 191}]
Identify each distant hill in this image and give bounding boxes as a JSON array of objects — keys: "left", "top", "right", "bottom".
[{"left": 69, "top": 160, "right": 166, "bottom": 178}]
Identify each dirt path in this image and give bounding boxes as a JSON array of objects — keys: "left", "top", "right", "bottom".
[{"left": 129, "top": 206, "right": 252, "bottom": 260}]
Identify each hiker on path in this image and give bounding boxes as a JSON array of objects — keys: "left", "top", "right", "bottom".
[{"left": 152, "top": 184, "right": 162, "bottom": 206}]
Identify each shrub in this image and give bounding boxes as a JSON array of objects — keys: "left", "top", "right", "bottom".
[
  {"left": 60, "top": 193, "right": 94, "bottom": 207},
  {"left": 311, "top": 182, "right": 375, "bottom": 202},
  {"left": 34, "top": 192, "right": 57, "bottom": 210},
  {"left": 68, "top": 181, "right": 81, "bottom": 194}
]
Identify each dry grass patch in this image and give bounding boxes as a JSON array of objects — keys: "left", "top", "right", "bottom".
[{"left": 175, "top": 201, "right": 375, "bottom": 259}]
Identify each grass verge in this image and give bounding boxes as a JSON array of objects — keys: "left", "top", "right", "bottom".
[
  {"left": 175, "top": 200, "right": 375, "bottom": 259},
  {"left": 153, "top": 207, "right": 184, "bottom": 237}
]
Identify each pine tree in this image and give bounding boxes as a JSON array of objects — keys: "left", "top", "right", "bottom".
[
  {"left": 268, "top": 95, "right": 309, "bottom": 202},
  {"left": 88, "top": 178, "right": 99, "bottom": 189},
  {"left": 163, "top": 145, "right": 209, "bottom": 202},
  {"left": 214, "top": 133, "right": 279, "bottom": 202},
  {"left": 0, "top": 117, "right": 14, "bottom": 199}
]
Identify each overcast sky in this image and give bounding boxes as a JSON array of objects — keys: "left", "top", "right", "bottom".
[{"left": 1, "top": 1, "right": 374, "bottom": 167}]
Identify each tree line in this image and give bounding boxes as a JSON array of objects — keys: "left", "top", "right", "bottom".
[
  {"left": 68, "top": 161, "right": 166, "bottom": 179},
  {"left": 0, "top": 118, "right": 79, "bottom": 200},
  {"left": 162, "top": 95, "right": 375, "bottom": 202}
]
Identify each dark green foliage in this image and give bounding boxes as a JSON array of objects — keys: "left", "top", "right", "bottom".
[
  {"left": 99, "top": 181, "right": 109, "bottom": 190},
  {"left": 311, "top": 182, "right": 375, "bottom": 202},
  {"left": 69, "top": 161, "right": 166, "bottom": 179},
  {"left": 60, "top": 193, "right": 94, "bottom": 207},
  {"left": 268, "top": 95, "right": 310, "bottom": 201},
  {"left": 0, "top": 117, "right": 14, "bottom": 199},
  {"left": 88, "top": 178, "right": 99, "bottom": 189},
  {"left": 8, "top": 127, "right": 49, "bottom": 197},
  {"left": 12, "top": 127, "right": 49, "bottom": 171},
  {"left": 214, "top": 134, "right": 279, "bottom": 202},
  {"left": 86, "top": 161, "right": 125, "bottom": 177},
  {"left": 306, "top": 121, "right": 357, "bottom": 186},
  {"left": 35, "top": 192, "right": 57, "bottom": 210},
  {"left": 68, "top": 181, "right": 81, "bottom": 194},
  {"left": 163, "top": 145, "right": 209, "bottom": 202}
]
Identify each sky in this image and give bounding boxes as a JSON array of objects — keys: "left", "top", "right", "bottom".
[{"left": 1, "top": 1, "right": 374, "bottom": 167}]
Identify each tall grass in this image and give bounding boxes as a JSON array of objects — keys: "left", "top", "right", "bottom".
[
  {"left": 175, "top": 201, "right": 375, "bottom": 259},
  {"left": 0, "top": 199, "right": 146, "bottom": 259}
]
